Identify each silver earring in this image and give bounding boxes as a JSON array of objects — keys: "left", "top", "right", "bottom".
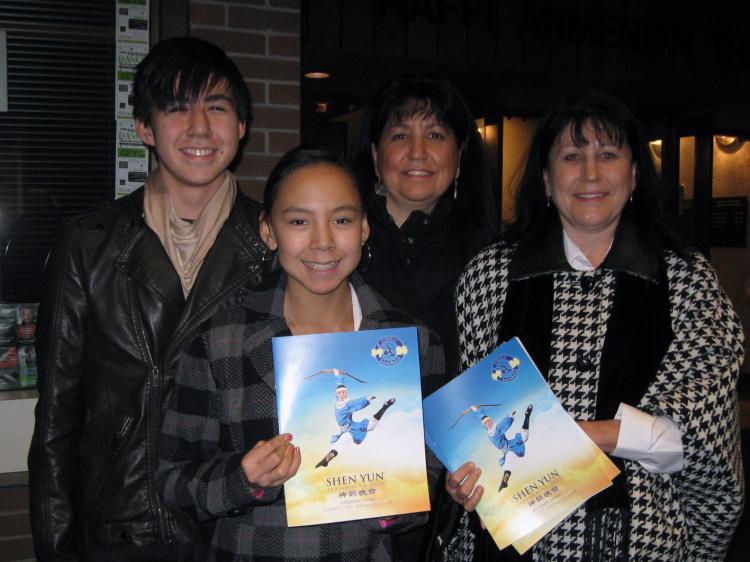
[
  {"left": 358, "top": 241, "right": 373, "bottom": 272},
  {"left": 261, "top": 244, "right": 278, "bottom": 272},
  {"left": 546, "top": 195, "right": 551, "bottom": 208},
  {"left": 374, "top": 176, "right": 386, "bottom": 197},
  {"left": 453, "top": 176, "right": 459, "bottom": 201},
  {"left": 629, "top": 191, "right": 634, "bottom": 203}
]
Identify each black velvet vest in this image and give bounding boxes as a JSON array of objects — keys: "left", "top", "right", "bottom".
[{"left": 497, "top": 221, "right": 674, "bottom": 510}]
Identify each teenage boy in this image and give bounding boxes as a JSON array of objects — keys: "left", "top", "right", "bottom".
[{"left": 29, "top": 37, "right": 265, "bottom": 561}]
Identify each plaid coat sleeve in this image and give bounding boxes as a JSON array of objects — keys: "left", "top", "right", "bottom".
[{"left": 158, "top": 311, "right": 282, "bottom": 521}]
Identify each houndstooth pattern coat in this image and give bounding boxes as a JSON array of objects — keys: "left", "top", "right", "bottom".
[
  {"left": 158, "top": 272, "right": 444, "bottom": 562},
  {"left": 451, "top": 232, "right": 744, "bottom": 562}
]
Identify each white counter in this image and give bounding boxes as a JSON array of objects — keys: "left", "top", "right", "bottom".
[{"left": 0, "top": 393, "right": 36, "bottom": 473}]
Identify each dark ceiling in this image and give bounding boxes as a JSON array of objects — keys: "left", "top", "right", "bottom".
[{"left": 300, "top": 0, "right": 750, "bottom": 145}]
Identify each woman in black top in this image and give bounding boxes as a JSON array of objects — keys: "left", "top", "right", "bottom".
[
  {"left": 350, "top": 75, "right": 500, "bottom": 561},
  {"left": 351, "top": 75, "right": 500, "bottom": 385}
]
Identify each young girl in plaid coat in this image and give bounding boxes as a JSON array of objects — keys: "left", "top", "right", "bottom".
[{"left": 159, "top": 147, "right": 444, "bottom": 561}]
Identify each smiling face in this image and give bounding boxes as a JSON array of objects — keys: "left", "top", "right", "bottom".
[
  {"left": 371, "top": 111, "right": 460, "bottom": 225},
  {"left": 543, "top": 121, "right": 636, "bottom": 242},
  {"left": 260, "top": 163, "right": 370, "bottom": 300},
  {"left": 135, "top": 81, "right": 246, "bottom": 198}
]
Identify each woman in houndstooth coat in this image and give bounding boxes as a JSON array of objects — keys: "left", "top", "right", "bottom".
[{"left": 441, "top": 92, "right": 744, "bottom": 562}]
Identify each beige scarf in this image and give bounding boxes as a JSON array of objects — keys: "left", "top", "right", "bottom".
[{"left": 144, "top": 171, "right": 237, "bottom": 297}]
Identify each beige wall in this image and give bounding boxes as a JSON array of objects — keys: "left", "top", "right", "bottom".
[
  {"left": 709, "top": 140, "right": 750, "bottom": 371},
  {"left": 501, "top": 117, "right": 538, "bottom": 223},
  {"left": 679, "top": 136, "right": 696, "bottom": 200}
]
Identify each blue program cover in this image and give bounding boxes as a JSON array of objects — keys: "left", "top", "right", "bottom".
[
  {"left": 423, "top": 337, "right": 618, "bottom": 552},
  {"left": 273, "top": 326, "right": 430, "bottom": 526}
]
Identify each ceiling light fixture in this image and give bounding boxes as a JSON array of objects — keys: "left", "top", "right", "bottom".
[
  {"left": 715, "top": 135, "right": 744, "bottom": 148},
  {"left": 305, "top": 71, "right": 330, "bottom": 79}
]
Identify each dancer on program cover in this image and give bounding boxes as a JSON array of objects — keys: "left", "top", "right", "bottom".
[
  {"left": 452, "top": 403, "right": 533, "bottom": 491},
  {"left": 306, "top": 368, "right": 396, "bottom": 468}
]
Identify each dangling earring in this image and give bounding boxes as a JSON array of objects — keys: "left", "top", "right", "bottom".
[
  {"left": 546, "top": 195, "right": 551, "bottom": 208},
  {"left": 453, "top": 169, "right": 460, "bottom": 201},
  {"left": 629, "top": 191, "right": 634, "bottom": 203},
  {"left": 358, "top": 241, "right": 373, "bottom": 273},
  {"left": 374, "top": 176, "right": 386, "bottom": 197}
]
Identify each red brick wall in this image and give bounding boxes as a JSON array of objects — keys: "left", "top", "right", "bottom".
[{"left": 191, "top": 0, "right": 301, "bottom": 201}]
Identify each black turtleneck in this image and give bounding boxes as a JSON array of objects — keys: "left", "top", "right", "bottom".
[{"left": 361, "top": 193, "right": 471, "bottom": 390}]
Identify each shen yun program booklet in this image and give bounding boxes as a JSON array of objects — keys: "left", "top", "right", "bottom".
[
  {"left": 273, "top": 326, "right": 430, "bottom": 527},
  {"left": 423, "top": 337, "right": 620, "bottom": 554}
]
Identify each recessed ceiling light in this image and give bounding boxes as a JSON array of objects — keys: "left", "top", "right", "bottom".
[
  {"left": 715, "top": 135, "right": 742, "bottom": 147},
  {"left": 305, "top": 71, "right": 330, "bottom": 79}
]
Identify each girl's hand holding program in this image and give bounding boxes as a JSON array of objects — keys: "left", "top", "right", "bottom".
[{"left": 241, "top": 433, "right": 301, "bottom": 488}]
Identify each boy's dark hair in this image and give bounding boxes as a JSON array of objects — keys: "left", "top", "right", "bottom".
[
  {"left": 132, "top": 36, "right": 251, "bottom": 126},
  {"left": 263, "top": 146, "right": 364, "bottom": 216}
]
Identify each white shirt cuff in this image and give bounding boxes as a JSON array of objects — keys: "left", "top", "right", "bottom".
[{"left": 611, "top": 403, "right": 684, "bottom": 473}]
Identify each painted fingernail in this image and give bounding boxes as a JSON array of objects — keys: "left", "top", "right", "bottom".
[
  {"left": 378, "top": 516, "right": 399, "bottom": 529},
  {"left": 283, "top": 434, "right": 293, "bottom": 441}
]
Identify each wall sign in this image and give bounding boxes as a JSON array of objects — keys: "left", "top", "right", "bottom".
[
  {"left": 683, "top": 196, "right": 748, "bottom": 247},
  {"left": 115, "top": 0, "right": 150, "bottom": 198}
]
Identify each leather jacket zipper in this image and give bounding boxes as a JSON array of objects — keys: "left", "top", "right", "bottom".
[
  {"left": 147, "top": 363, "right": 169, "bottom": 545},
  {"left": 128, "top": 277, "right": 170, "bottom": 546}
]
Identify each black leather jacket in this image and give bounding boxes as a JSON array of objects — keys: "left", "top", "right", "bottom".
[{"left": 28, "top": 188, "right": 265, "bottom": 561}]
